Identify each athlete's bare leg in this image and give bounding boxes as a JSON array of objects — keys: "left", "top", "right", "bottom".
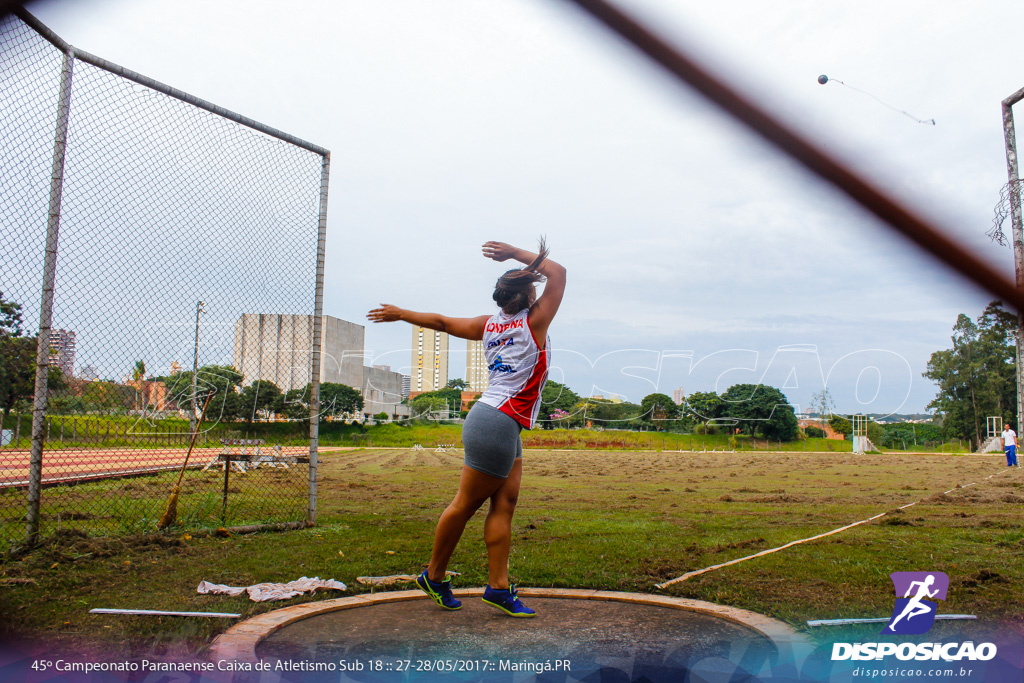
[
  {"left": 483, "top": 459, "right": 523, "bottom": 590},
  {"left": 426, "top": 466, "right": 505, "bottom": 582}
]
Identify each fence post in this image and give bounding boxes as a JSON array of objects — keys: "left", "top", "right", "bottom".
[
  {"left": 26, "top": 47, "right": 75, "bottom": 547},
  {"left": 307, "top": 152, "right": 330, "bottom": 527}
]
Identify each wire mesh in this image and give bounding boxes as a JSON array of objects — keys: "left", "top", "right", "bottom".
[{"left": 0, "top": 13, "right": 327, "bottom": 553}]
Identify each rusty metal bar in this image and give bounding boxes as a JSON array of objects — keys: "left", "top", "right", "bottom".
[
  {"left": 562, "top": 0, "right": 1024, "bottom": 313},
  {"left": 1002, "top": 88, "right": 1024, "bottom": 436}
]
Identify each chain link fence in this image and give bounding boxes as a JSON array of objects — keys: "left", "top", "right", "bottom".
[{"left": 0, "top": 10, "right": 328, "bottom": 554}]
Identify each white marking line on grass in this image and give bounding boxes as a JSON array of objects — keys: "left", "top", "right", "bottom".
[
  {"left": 655, "top": 467, "right": 1019, "bottom": 589},
  {"left": 90, "top": 608, "right": 240, "bottom": 618},
  {"left": 807, "top": 615, "right": 977, "bottom": 627}
]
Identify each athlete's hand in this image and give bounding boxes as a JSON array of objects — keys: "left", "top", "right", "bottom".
[
  {"left": 483, "top": 241, "right": 516, "bottom": 262},
  {"left": 367, "top": 304, "right": 403, "bottom": 323}
]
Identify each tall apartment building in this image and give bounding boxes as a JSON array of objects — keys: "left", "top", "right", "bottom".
[
  {"left": 466, "top": 339, "right": 489, "bottom": 393},
  {"left": 49, "top": 329, "right": 76, "bottom": 377},
  {"left": 672, "top": 387, "right": 686, "bottom": 405},
  {"left": 411, "top": 326, "right": 448, "bottom": 392}
]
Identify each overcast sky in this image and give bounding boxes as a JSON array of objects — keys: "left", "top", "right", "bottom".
[{"left": 19, "top": 0, "right": 1024, "bottom": 414}]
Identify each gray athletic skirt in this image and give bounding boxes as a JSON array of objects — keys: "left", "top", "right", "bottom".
[{"left": 461, "top": 402, "right": 523, "bottom": 479}]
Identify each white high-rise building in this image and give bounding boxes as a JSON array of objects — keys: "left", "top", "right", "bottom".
[
  {"left": 466, "top": 339, "right": 489, "bottom": 393},
  {"left": 49, "top": 329, "right": 76, "bottom": 377},
  {"left": 672, "top": 387, "right": 686, "bottom": 405},
  {"left": 411, "top": 326, "right": 449, "bottom": 393}
]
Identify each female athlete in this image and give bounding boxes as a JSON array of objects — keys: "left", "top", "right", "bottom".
[{"left": 367, "top": 239, "right": 566, "bottom": 617}]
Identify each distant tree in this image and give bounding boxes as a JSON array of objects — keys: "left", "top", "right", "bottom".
[
  {"left": 132, "top": 360, "right": 146, "bottom": 410},
  {"left": 275, "top": 387, "right": 311, "bottom": 422},
  {"left": 318, "top": 383, "right": 364, "bottom": 418},
  {"left": 867, "top": 420, "right": 884, "bottom": 447},
  {"left": 164, "top": 362, "right": 244, "bottom": 405},
  {"left": 924, "top": 302, "right": 1015, "bottom": 444},
  {"left": 272, "top": 382, "right": 364, "bottom": 423},
  {"left": 0, "top": 294, "right": 68, "bottom": 423},
  {"left": 409, "top": 387, "right": 461, "bottom": 419},
  {"left": 0, "top": 292, "right": 23, "bottom": 338},
  {"left": 586, "top": 399, "right": 642, "bottom": 428},
  {"left": 684, "top": 391, "right": 722, "bottom": 428},
  {"left": 719, "top": 383, "right": 799, "bottom": 441},
  {"left": 829, "top": 414, "right": 852, "bottom": 437},
  {"left": 446, "top": 378, "right": 468, "bottom": 390},
  {"left": 639, "top": 393, "right": 678, "bottom": 428},
  {"left": 538, "top": 380, "right": 581, "bottom": 429},
  {"left": 238, "top": 380, "right": 283, "bottom": 425},
  {"left": 0, "top": 336, "right": 36, "bottom": 424},
  {"left": 809, "top": 388, "right": 836, "bottom": 420}
]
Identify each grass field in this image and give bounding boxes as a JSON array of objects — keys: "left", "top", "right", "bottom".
[{"left": 1, "top": 447, "right": 1021, "bottom": 661}]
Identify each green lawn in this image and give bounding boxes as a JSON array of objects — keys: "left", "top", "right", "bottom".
[{"left": 1, "top": 447, "right": 1020, "bottom": 660}]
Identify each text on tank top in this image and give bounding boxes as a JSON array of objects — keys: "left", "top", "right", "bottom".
[{"left": 477, "top": 308, "right": 550, "bottom": 429}]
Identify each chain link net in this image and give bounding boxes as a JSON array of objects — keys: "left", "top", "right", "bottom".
[
  {"left": 989, "top": 178, "right": 1021, "bottom": 247},
  {"left": 1, "top": 14, "right": 325, "bottom": 553}
]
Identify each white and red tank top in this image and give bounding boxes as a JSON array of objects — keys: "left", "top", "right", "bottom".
[{"left": 477, "top": 308, "right": 549, "bottom": 429}]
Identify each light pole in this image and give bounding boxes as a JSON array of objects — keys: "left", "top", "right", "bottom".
[
  {"left": 1002, "top": 88, "right": 1024, "bottom": 437},
  {"left": 191, "top": 300, "right": 205, "bottom": 437}
]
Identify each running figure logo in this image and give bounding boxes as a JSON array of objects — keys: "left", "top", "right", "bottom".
[{"left": 884, "top": 572, "right": 949, "bottom": 634}]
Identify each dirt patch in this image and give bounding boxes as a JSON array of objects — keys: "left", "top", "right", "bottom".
[
  {"left": 1000, "top": 494, "right": 1024, "bottom": 504},
  {"left": 879, "top": 516, "right": 917, "bottom": 526},
  {"left": 750, "top": 494, "right": 803, "bottom": 503},
  {"left": 959, "top": 569, "right": 1009, "bottom": 588},
  {"left": 924, "top": 493, "right": 954, "bottom": 504},
  {"left": 20, "top": 529, "right": 189, "bottom": 566},
  {"left": 713, "top": 537, "right": 767, "bottom": 553}
]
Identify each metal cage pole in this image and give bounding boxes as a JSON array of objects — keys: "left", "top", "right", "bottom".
[
  {"left": 308, "top": 152, "right": 330, "bottom": 527},
  {"left": 1001, "top": 87, "right": 1024, "bottom": 438},
  {"left": 25, "top": 47, "right": 75, "bottom": 546}
]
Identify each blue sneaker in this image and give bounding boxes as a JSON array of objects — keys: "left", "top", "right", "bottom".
[
  {"left": 416, "top": 570, "right": 462, "bottom": 610},
  {"left": 482, "top": 584, "right": 535, "bottom": 618}
]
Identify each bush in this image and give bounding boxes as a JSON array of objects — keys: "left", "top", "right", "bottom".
[
  {"left": 805, "top": 426, "right": 825, "bottom": 438},
  {"left": 374, "top": 412, "right": 389, "bottom": 422}
]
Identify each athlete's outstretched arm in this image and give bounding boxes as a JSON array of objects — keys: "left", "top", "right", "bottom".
[
  {"left": 367, "top": 304, "right": 489, "bottom": 341},
  {"left": 482, "top": 241, "right": 566, "bottom": 341}
]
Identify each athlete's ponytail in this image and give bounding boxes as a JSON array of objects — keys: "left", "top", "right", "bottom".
[{"left": 492, "top": 237, "right": 549, "bottom": 315}]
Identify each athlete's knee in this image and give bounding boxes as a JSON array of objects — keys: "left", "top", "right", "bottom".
[
  {"left": 448, "top": 493, "right": 488, "bottom": 518},
  {"left": 490, "top": 489, "right": 519, "bottom": 516}
]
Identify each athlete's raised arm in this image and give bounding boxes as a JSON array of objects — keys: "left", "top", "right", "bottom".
[
  {"left": 366, "top": 304, "right": 489, "bottom": 341},
  {"left": 483, "top": 239, "right": 565, "bottom": 343}
]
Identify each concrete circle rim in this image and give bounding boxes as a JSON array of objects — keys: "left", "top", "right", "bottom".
[{"left": 210, "top": 587, "right": 804, "bottom": 663}]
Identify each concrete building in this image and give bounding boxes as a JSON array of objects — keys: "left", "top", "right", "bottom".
[
  {"left": 411, "top": 326, "right": 448, "bottom": 393},
  {"left": 466, "top": 339, "right": 489, "bottom": 393},
  {"left": 233, "top": 313, "right": 409, "bottom": 421},
  {"left": 49, "top": 329, "right": 76, "bottom": 377},
  {"left": 233, "top": 314, "right": 364, "bottom": 391},
  {"left": 362, "top": 366, "right": 407, "bottom": 420},
  {"left": 673, "top": 387, "right": 686, "bottom": 405},
  {"left": 400, "top": 374, "right": 411, "bottom": 399}
]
